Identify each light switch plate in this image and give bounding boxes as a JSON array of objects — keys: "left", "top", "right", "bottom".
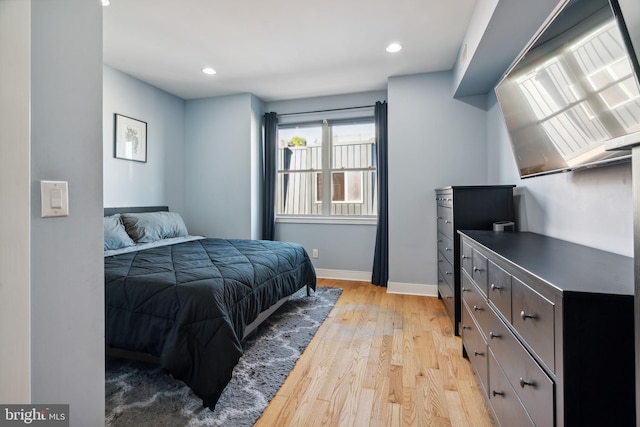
[{"left": 41, "top": 180, "right": 69, "bottom": 217}]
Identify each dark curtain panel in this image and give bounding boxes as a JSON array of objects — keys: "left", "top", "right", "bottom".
[
  {"left": 262, "top": 112, "right": 278, "bottom": 240},
  {"left": 372, "top": 101, "right": 389, "bottom": 287}
]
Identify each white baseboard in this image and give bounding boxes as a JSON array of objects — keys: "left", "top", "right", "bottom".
[
  {"left": 315, "top": 269, "right": 439, "bottom": 297},
  {"left": 315, "top": 268, "right": 371, "bottom": 282},
  {"left": 387, "top": 282, "right": 438, "bottom": 297}
]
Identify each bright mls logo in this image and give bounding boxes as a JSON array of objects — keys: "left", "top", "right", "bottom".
[{"left": 0, "top": 405, "right": 68, "bottom": 427}]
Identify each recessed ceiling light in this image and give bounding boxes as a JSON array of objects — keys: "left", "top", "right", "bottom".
[
  {"left": 386, "top": 43, "right": 402, "bottom": 53},
  {"left": 202, "top": 67, "right": 217, "bottom": 75},
  {"left": 101, "top": 0, "right": 110, "bottom": 5}
]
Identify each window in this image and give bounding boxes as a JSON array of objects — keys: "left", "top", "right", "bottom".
[{"left": 276, "top": 119, "right": 376, "bottom": 217}]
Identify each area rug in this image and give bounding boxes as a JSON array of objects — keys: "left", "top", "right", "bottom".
[{"left": 105, "top": 286, "right": 342, "bottom": 427}]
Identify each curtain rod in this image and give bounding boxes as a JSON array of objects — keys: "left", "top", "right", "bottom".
[{"left": 276, "top": 104, "right": 376, "bottom": 117}]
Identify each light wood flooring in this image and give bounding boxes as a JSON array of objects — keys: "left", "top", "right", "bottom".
[{"left": 255, "top": 279, "right": 496, "bottom": 427}]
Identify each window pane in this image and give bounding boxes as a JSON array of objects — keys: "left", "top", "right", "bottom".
[
  {"left": 278, "top": 126, "right": 322, "bottom": 171},
  {"left": 346, "top": 171, "right": 361, "bottom": 202},
  {"left": 277, "top": 126, "right": 323, "bottom": 215},
  {"left": 316, "top": 172, "right": 322, "bottom": 203},
  {"left": 276, "top": 171, "right": 322, "bottom": 215},
  {"left": 331, "top": 123, "right": 375, "bottom": 169},
  {"left": 330, "top": 170, "right": 377, "bottom": 215},
  {"left": 331, "top": 171, "right": 362, "bottom": 203},
  {"left": 332, "top": 172, "right": 345, "bottom": 202}
]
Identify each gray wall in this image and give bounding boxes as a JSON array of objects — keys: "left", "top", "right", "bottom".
[
  {"left": 276, "top": 222, "right": 377, "bottom": 274},
  {"left": 103, "top": 66, "right": 186, "bottom": 214},
  {"left": 30, "top": 1, "right": 105, "bottom": 425},
  {"left": 184, "top": 94, "right": 264, "bottom": 238},
  {"left": 486, "top": 92, "right": 633, "bottom": 256},
  {"left": 388, "top": 72, "right": 489, "bottom": 286},
  {"left": 0, "top": 0, "right": 31, "bottom": 403},
  {"left": 103, "top": 72, "right": 264, "bottom": 238},
  {"left": 102, "top": 82, "right": 384, "bottom": 274}
]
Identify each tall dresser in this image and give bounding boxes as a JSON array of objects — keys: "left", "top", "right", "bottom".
[{"left": 435, "top": 186, "right": 515, "bottom": 335}]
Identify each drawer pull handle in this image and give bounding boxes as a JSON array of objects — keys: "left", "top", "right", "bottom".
[
  {"left": 444, "top": 220, "right": 452, "bottom": 224},
  {"left": 437, "top": 216, "right": 443, "bottom": 220},
  {"left": 437, "top": 239, "right": 443, "bottom": 242},
  {"left": 490, "top": 283, "right": 501, "bottom": 291},
  {"left": 520, "top": 310, "right": 537, "bottom": 321},
  {"left": 492, "top": 390, "right": 505, "bottom": 397},
  {"left": 445, "top": 271, "right": 452, "bottom": 276},
  {"left": 445, "top": 295, "right": 453, "bottom": 300},
  {"left": 473, "top": 305, "right": 483, "bottom": 312},
  {"left": 473, "top": 267, "right": 484, "bottom": 273},
  {"left": 489, "top": 332, "right": 501, "bottom": 339},
  {"left": 519, "top": 377, "right": 536, "bottom": 388},
  {"left": 438, "top": 259, "right": 443, "bottom": 263},
  {"left": 473, "top": 350, "right": 485, "bottom": 357},
  {"left": 445, "top": 247, "right": 452, "bottom": 252},
  {"left": 462, "top": 325, "right": 471, "bottom": 330},
  {"left": 462, "top": 287, "right": 470, "bottom": 292},
  {"left": 461, "top": 255, "right": 469, "bottom": 259}
]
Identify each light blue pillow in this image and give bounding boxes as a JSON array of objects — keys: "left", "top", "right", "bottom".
[
  {"left": 104, "top": 214, "right": 135, "bottom": 251},
  {"left": 121, "top": 211, "right": 188, "bottom": 243}
]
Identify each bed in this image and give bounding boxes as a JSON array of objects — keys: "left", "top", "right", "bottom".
[{"left": 104, "top": 206, "right": 316, "bottom": 410}]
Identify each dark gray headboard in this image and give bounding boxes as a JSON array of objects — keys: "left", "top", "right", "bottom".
[{"left": 104, "top": 206, "right": 168, "bottom": 217}]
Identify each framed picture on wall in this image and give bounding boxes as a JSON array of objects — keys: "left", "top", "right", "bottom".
[{"left": 114, "top": 113, "right": 147, "bottom": 162}]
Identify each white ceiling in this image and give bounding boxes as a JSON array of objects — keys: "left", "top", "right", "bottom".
[{"left": 103, "top": 0, "right": 478, "bottom": 102}]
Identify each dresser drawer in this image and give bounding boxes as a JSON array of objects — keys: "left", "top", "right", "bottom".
[
  {"left": 488, "top": 350, "right": 535, "bottom": 427},
  {"left": 472, "top": 249, "right": 488, "bottom": 296},
  {"left": 462, "top": 303, "right": 489, "bottom": 396},
  {"left": 436, "top": 190, "right": 453, "bottom": 207},
  {"left": 438, "top": 271, "right": 455, "bottom": 316},
  {"left": 488, "top": 260, "right": 512, "bottom": 322},
  {"left": 437, "top": 232, "right": 454, "bottom": 264},
  {"left": 485, "top": 308, "right": 554, "bottom": 427},
  {"left": 438, "top": 252, "right": 454, "bottom": 288},
  {"left": 461, "top": 272, "right": 491, "bottom": 337},
  {"left": 512, "top": 277, "right": 555, "bottom": 372},
  {"left": 461, "top": 239, "right": 473, "bottom": 275},
  {"left": 436, "top": 205, "right": 453, "bottom": 238}
]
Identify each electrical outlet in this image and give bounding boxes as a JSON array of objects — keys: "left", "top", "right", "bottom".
[{"left": 312, "top": 249, "right": 319, "bottom": 258}]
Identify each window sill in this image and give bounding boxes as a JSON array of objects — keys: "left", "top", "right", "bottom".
[{"left": 276, "top": 216, "right": 377, "bottom": 225}]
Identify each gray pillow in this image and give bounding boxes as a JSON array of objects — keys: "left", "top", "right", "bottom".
[
  {"left": 104, "top": 214, "right": 135, "bottom": 251},
  {"left": 121, "top": 211, "right": 188, "bottom": 243}
]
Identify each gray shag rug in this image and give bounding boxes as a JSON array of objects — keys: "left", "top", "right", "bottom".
[{"left": 105, "top": 286, "right": 342, "bottom": 427}]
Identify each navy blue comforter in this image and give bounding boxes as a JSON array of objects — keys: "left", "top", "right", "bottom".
[{"left": 105, "top": 238, "right": 316, "bottom": 409}]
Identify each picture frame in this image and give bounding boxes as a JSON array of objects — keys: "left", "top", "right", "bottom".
[{"left": 114, "top": 113, "right": 147, "bottom": 162}]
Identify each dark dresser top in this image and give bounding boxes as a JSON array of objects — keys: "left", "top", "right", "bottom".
[{"left": 459, "top": 230, "right": 633, "bottom": 296}]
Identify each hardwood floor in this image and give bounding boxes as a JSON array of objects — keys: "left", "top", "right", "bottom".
[{"left": 255, "top": 279, "right": 496, "bottom": 427}]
